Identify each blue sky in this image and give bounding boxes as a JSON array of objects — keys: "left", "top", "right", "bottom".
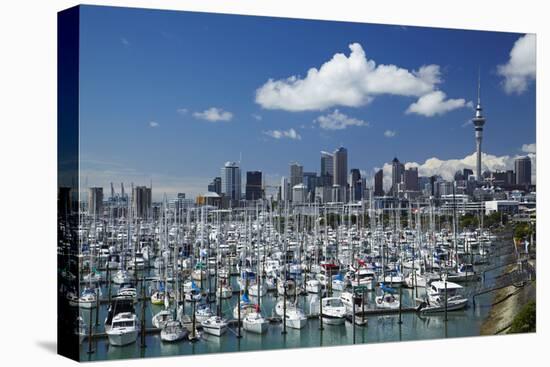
[{"left": 78, "top": 5, "right": 536, "bottom": 199}]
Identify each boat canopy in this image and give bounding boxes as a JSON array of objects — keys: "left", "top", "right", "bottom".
[{"left": 431, "top": 281, "right": 463, "bottom": 290}]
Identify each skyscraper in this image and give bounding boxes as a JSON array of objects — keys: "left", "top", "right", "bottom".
[
  {"left": 391, "top": 157, "right": 404, "bottom": 194},
  {"left": 88, "top": 187, "right": 103, "bottom": 217},
  {"left": 132, "top": 186, "right": 152, "bottom": 219},
  {"left": 374, "top": 169, "right": 384, "bottom": 196},
  {"left": 472, "top": 76, "right": 486, "bottom": 181},
  {"left": 303, "top": 172, "right": 318, "bottom": 201},
  {"left": 289, "top": 162, "right": 303, "bottom": 201},
  {"left": 221, "top": 161, "right": 241, "bottom": 202},
  {"left": 208, "top": 177, "right": 222, "bottom": 194},
  {"left": 320, "top": 151, "right": 334, "bottom": 186},
  {"left": 333, "top": 147, "right": 348, "bottom": 187},
  {"left": 245, "top": 171, "right": 263, "bottom": 200},
  {"left": 280, "top": 176, "right": 290, "bottom": 202},
  {"left": 349, "top": 168, "right": 361, "bottom": 201},
  {"left": 404, "top": 167, "right": 419, "bottom": 191},
  {"left": 289, "top": 162, "right": 303, "bottom": 187},
  {"left": 515, "top": 156, "right": 532, "bottom": 185}
]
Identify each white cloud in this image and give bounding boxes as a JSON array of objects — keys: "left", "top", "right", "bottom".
[
  {"left": 120, "top": 37, "right": 130, "bottom": 46},
  {"left": 406, "top": 91, "right": 472, "bottom": 117},
  {"left": 263, "top": 128, "right": 302, "bottom": 140},
  {"left": 251, "top": 114, "right": 263, "bottom": 121},
  {"left": 314, "top": 109, "right": 368, "bottom": 130},
  {"left": 255, "top": 43, "right": 467, "bottom": 116},
  {"left": 149, "top": 121, "right": 159, "bottom": 128},
  {"left": 384, "top": 130, "right": 397, "bottom": 138},
  {"left": 497, "top": 34, "right": 536, "bottom": 94},
  {"left": 176, "top": 108, "right": 188, "bottom": 115},
  {"left": 378, "top": 149, "right": 536, "bottom": 190},
  {"left": 521, "top": 143, "right": 536, "bottom": 154},
  {"left": 193, "top": 107, "right": 233, "bottom": 122}
]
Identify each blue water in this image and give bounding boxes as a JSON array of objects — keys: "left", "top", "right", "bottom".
[{"left": 79, "top": 247, "right": 508, "bottom": 361}]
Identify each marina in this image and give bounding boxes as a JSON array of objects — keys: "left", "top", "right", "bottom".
[{"left": 57, "top": 198, "right": 534, "bottom": 361}]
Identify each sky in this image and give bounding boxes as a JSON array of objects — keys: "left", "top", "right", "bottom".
[{"left": 78, "top": 5, "right": 536, "bottom": 199}]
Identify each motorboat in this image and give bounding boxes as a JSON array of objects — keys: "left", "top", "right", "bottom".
[
  {"left": 116, "top": 283, "right": 137, "bottom": 302},
  {"left": 201, "top": 316, "right": 228, "bottom": 336},
  {"left": 320, "top": 297, "right": 346, "bottom": 325},
  {"left": 243, "top": 312, "right": 268, "bottom": 334},
  {"left": 106, "top": 312, "right": 139, "bottom": 346},
  {"left": 422, "top": 280, "right": 468, "bottom": 313}
]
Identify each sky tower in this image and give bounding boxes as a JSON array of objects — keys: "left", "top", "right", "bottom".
[{"left": 472, "top": 75, "right": 486, "bottom": 182}]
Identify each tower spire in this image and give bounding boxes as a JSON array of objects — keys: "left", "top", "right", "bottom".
[{"left": 477, "top": 68, "right": 481, "bottom": 105}]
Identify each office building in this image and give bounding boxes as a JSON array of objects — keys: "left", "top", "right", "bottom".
[{"left": 245, "top": 171, "right": 263, "bottom": 200}]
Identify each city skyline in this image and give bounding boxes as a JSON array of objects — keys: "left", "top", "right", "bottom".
[{"left": 78, "top": 6, "right": 536, "bottom": 199}]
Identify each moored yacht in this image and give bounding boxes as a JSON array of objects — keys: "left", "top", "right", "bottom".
[
  {"left": 106, "top": 312, "right": 139, "bottom": 346},
  {"left": 201, "top": 316, "right": 228, "bottom": 336}
]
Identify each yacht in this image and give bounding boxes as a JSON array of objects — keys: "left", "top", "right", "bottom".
[
  {"left": 447, "top": 264, "right": 480, "bottom": 283},
  {"left": 160, "top": 320, "right": 188, "bottom": 342},
  {"left": 320, "top": 297, "right": 346, "bottom": 325},
  {"left": 350, "top": 268, "right": 376, "bottom": 290},
  {"left": 283, "top": 307, "right": 307, "bottom": 329},
  {"left": 216, "top": 283, "right": 233, "bottom": 299},
  {"left": 243, "top": 312, "right": 268, "bottom": 334},
  {"left": 201, "top": 316, "right": 228, "bottom": 336},
  {"left": 375, "top": 292, "right": 400, "bottom": 309},
  {"left": 112, "top": 270, "right": 131, "bottom": 285},
  {"left": 422, "top": 280, "right": 468, "bottom": 313},
  {"left": 116, "top": 283, "right": 137, "bottom": 302},
  {"left": 249, "top": 282, "right": 267, "bottom": 298},
  {"left": 305, "top": 279, "right": 322, "bottom": 294},
  {"left": 195, "top": 304, "right": 213, "bottom": 323},
  {"left": 340, "top": 291, "right": 367, "bottom": 313},
  {"left": 106, "top": 312, "right": 139, "bottom": 346},
  {"left": 77, "top": 288, "right": 97, "bottom": 309},
  {"left": 152, "top": 309, "right": 173, "bottom": 329}
]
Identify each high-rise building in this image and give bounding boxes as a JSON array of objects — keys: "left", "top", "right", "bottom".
[
  {"left": 303, "top": 172, "right": 318, "bottom": 201},
  {"left": 132, "top": 186, "right": 152, "bottom": 219},
  {"left": 292, "top": 183, "right": 307, "bottom": 203},
  {"left": 245, "top": 171, "right": 263, "bottom": 200},
  {"left": 404, "top": 167, "right": 419, "bottom": 191},
  {"left": 472, "top": 77, "right": 486, "bottom": 181},
  {"left": 333, "top": 147, "right": 348, "bottom": 187},
  {"left": 289, "top": 162, "right": 303, "bottom": 187},
  {"left": 289, "top": 162, "right": 303, "bottom": 201},
  {"left": 463, "top": 168, "right": 474, "bottom": 181},
  {"left": 208, "top": 177, "right": 222, "bottom": 194},
  {"left": 221, "top": 161, "right": 241, "bottom": 202},
  {"left": 280, "top": 176, "right": 290, "bottom": 202},
  {"left": 349, "top": 168, "right": 362, "bottom": 201},
  {"left": 374, "top": 169, "right": 384, "bottom": 196},
  {"left": 515, "top": 156, "right": 532, "bottom": 186},
  {"left": 391, "top": 157, "right": 405, "bottom": 194},
  {"left": 320, "top": 151, "right": 334, "bottom": 186},
  {"left": 88, "top": 187, "right": 103, "bottom": 217}
]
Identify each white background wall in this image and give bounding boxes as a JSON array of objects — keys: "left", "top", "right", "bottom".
[{"left": 0, "top": 1, "right": 547, "bottom": 366}]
